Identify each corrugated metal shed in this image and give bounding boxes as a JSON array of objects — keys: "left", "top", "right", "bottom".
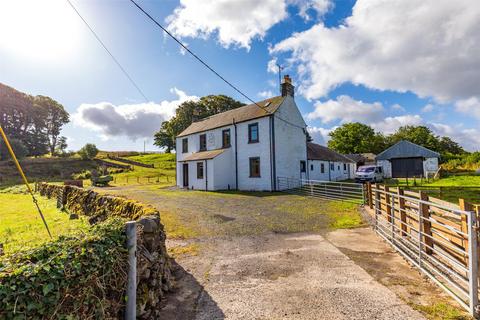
[
  {"left": 376, "top": 140, "right": 440, "bottom": 160},
  {"left": 307, "top": 143, "right": 354, "bottom": 162}
]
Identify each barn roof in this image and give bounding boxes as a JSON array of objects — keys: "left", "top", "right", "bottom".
[
  {"left": 376, "top": 140, "right": 440, "bottom": 160},
  {"left": 307, "top": 143, "right": 354, "bottom": 163},
  {"left": 177, "top": 96, "right": 285, "bottom": 137},
  {"left": 344, "top": 153, "right": 376, "bottom": 163}
]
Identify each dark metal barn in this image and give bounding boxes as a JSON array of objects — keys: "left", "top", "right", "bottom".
[{"left": 376, "top": 140, "right": 440, "bottom": 178}]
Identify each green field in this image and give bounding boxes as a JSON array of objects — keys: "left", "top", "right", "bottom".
[
  {"left": 386, "top": 174, "right": 480, "bottom": 205},
  {"left": 103, "top": 153, "right": 176, "bottom": 186},
  {"left": 0, "top": 192, "right": 89, "bottom": 255}
]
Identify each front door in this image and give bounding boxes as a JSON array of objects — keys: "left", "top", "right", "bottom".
[{"left": 182, "top": 163, "right": 189, "bottom": 187}]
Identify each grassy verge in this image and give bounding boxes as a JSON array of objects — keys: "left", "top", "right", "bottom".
[
  {"left": 410, "top": 302, "right": 471, "bottom": 320},
  {"left": 0, "top": 192, "right": 89, "bottom": 255}
]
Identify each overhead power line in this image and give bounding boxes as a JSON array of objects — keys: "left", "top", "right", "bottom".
[
  {"left": 128, "top": 0, "right": 306, "bottom": 130},
  {"left": 66, "top": 0, "right": 149, "bottom": 102}
]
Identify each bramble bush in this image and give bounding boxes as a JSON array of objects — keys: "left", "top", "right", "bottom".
[{"left": 0, "top": 218, "right": 128, "bottom": 320}]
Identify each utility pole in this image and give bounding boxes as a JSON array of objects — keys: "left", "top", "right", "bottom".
[
  {"left": 143, "top": 140, "right": 146, "bottom": 154},
  {"left": 276, "top": 63, "right": 283, "bottom": 94}
]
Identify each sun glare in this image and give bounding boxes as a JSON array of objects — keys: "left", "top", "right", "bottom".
[{"left": 0, "top": 0, "right": 83, "bottom": 62}]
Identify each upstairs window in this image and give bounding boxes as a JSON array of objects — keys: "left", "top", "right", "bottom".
[
  {"left": 249, "top": 157, "right": 260, "bottom": 177},
  {"left": 182, "top": 138, "right": 188, "bottom": 153},
  {"left": 222, "top": 129, "right": 231, "bottom": 148},
  {"left": 321, "top": 163, "right": 325, "bottom": 173},
  {"left": 197, "top": 162, "right": 204, "bottom": 179},
  {"left": 248, "top": 123, "right": 259, "bottom": 143},
  {"left": 300, "top": 161, "right": 306, "bottom": 173},
  {"left": 343, "top": 163, "right": 347, "bottom": 171},
  {"left": 199, "top": 134, "right": 207, "bottom": 151},
  {"left": 310, "top": 164, "right": 314, "bottom": 171},
  {"left": 330, "top": 163, "right": 334, "bottom": 171}
]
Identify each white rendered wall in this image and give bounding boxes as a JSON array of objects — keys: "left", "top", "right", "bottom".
[
  {"left": 236, "top": 117, "right": 273, "bottom": 191},
  {"left": 274, "top": 96, "right": 307, "bottom": 190},
  {"left": 377, "top": 160, "right": 392, "bottom": 178},
  {"left": 212, "top": 151, "right": 235, "bottom": 190},
  {"left": 423, "top": 157, "right": 439, "bottom": 177}
]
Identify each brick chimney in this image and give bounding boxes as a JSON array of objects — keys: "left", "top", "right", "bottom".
[{"left": 281, "top": 75, "right": 294, "bottom": 98}]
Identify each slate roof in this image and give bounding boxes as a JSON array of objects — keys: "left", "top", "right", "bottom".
[
  {"left": 179, "top": 149, "right": 225, "bottom": 161},
  {"left": 177, "top": 96, "right": 285, "bottom": 137},
  {"left": 376, "top": 140, "right": 440, "bottom": 160},
  {"left": 307, "top": 143, "right": 354, "bottom": 163},
  {"left": 344, "top": 153, "right": 376, "bottom": 163}
]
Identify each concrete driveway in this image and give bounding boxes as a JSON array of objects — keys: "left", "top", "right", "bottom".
[{"left": 100, "top": 185, "right": 466, "bottom": 319}]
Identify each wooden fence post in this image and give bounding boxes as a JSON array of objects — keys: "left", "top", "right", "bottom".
[
  {"left": 374, "top": 185, "right": 380, "bottom": 229},
  {"left": 367, "top": 182, "right": 373, "bottom": 209},
  {"left": 398, "top": 188, "right": 407, "bottom": 236},
  {"left": 385, "top": 186, "right": 392, "bottom": 224},
  {"left": 459, "top": 199, "right": 474, "bottom": 264},
  {"left": 419, "top": 191, "right": 433, "bottom": 255}
]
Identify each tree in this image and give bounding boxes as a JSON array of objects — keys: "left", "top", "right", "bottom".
[
  {"left": 34, "top": 95, "right": 70, "bottom": 156},
  {"left": 387, "top": 126, "right": 440, "bottom": 151},
  {"left": 55, "top": 136, "right": 68, "bottom": 155},
  {"left": 438, "top": 136, "right": 465, "bottom": 155},
  {"left": 154, "top": 95, "right": 244, "bottom": 151},
  {"left": 78, "top": 143, "right": 99, "bottom": 160},
  {"left": 0, "top": 138, "right": 28, "bottom": 161},
  {"left": 328, "top": 123, "right": 387, "bottom": 154}
]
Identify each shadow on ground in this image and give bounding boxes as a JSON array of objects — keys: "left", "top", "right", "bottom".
[{"left": 159, "top": 260, "right": 225, "bottom": 320}]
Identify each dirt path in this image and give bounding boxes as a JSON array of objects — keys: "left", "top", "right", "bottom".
[{"left": 99, "top": 185, "right": 466, "bottom": 319}]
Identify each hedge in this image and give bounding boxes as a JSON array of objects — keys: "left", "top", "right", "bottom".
[{"left": 0, "top": 218, "right": 128, "bottom": 319}]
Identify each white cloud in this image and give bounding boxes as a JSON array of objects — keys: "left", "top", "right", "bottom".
[
  {"left": 166, "top": 0, "right": 288, "bottom": 50},
  {"left": 307, "top": 126, "right": 333, "bottom": 145},
  {"left": 272, "top": 0, "right": 480, "bottom": 102},
  {"left": 290, "top": 0, "right": 333, "bottom": 20},
  {"left": 267, "top": 58, "right": 279, "bottom": 74},
  {"left": 421, "top": 104, "right": 435, "bottom": 113},
  {"left": 391, "top": 104, "right": 405, "bottom": 112},
  {"left": 307, "top": 95, "right": 384, "bottom": 123},
  {"left": 258, "top": 90, "right": 275, "bottom": 99},
  {"left": 455, "top": 97, "right": 480, "bottom": 119},
  {"left": 371, "top": 115, "right": 424, "bottom": 135},
  {"left": 73, "top": 88, "right": 198, "bottom": 140},
  {"left": 430, "top": 123, "right": 480, "bottom": 151}
]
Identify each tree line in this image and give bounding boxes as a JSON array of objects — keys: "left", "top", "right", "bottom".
[
  {"left": 154, "top": 95, "right": 244, "bottom": 152},
  {"left": 327, "top": 122, "right": 466, "bottom": 157},
  {"left": 0, "top": 83, "right": 69, "bottom": 160}
]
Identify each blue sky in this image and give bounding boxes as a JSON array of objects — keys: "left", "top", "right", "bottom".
[{"left": 0, "top": 0, "right": 479, "bottom": 151}]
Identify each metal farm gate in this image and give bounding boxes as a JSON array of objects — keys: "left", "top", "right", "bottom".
[
  {"left": 276, "top": 177, "right": 364, "bottom": 203},
  {"left": 278, "top": 177, "right": 480, "bottom": 317}
]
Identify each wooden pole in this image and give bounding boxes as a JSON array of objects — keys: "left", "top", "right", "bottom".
[
  {"left": 397, "top": 188, "right": 407, "bottom": 236},
  {"left": 419, "top": 191, "right": 433, "bottom": 255},
  {"left": 385, "top": 186, "right": 392, "bottom": 223},
  {"left": 460, "top": 199, "right": 474, "bottom": 264}
]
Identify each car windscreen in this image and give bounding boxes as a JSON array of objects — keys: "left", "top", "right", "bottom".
[{"left": 357, "top": 167, "right": 375, "bottom": 172}]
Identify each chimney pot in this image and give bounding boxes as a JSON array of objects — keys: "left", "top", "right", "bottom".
[{"left": 281, "top": 75, "right": 294, "bottom": 98}]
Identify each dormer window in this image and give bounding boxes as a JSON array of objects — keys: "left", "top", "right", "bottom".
[
  {"left": 248, "top": 123, "right": 259, "bottom": 143},
  {"left": 199, "top": 134, "right": 207, "bottom": 151}
]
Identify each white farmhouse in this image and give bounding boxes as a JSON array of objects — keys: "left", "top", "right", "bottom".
[
  {"left": 307, "top": 143, "right": 356, "bottom": 181},
  {"left": 175, "top": 76, "right": 307, "bottom": 191}
]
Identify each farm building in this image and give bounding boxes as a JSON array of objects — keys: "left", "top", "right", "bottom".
[
  {"left": 307, "top": 143, "right": 355, "bottom": 181},
  {"left": 344, "top": 153, "right": 376, "bottom": 168},
  {"left": 376, "top": 140, "right": 440, "bottom": 178},
  {"left": 176, "top": 75, "right": 308, "bottom": 191}
]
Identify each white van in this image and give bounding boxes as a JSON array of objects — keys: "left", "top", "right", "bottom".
[{"left": 354, "top": 165, "right": 384, "bottom": 183}]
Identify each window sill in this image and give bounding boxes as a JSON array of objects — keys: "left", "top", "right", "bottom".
[
  {"left": 248, "top": 140, "right": 259, "bottom": 144},
  {"left": 249, "top": 176, "right": 261, "bottom": 178}
]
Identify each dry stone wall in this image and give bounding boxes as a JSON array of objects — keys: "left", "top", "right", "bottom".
[{"left": 38, "top": 183, "right": 172, "bottom": 319}]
